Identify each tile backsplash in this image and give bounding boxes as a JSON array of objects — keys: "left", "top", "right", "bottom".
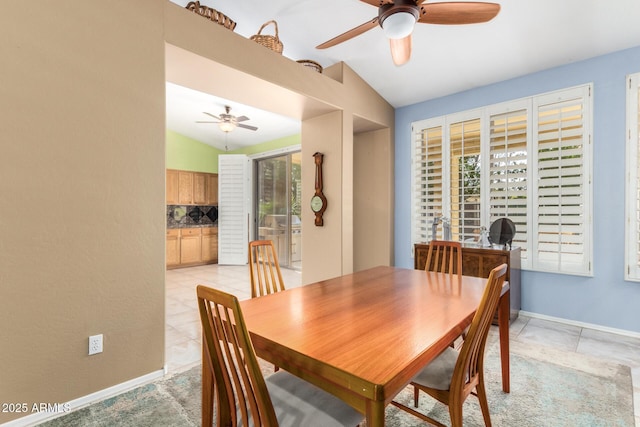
[{"left": 167, "top": 205, "right": 218, "bottom": 228}]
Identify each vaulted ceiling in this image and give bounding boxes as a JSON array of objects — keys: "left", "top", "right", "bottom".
[{"left": 166, "top": 0, "right": 640, "bottom": 149}]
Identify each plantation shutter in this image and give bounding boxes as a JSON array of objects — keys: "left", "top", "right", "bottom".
[
  {"left": 489, "top": 109, "right": 529, "bottom": 264},
  {"left": 449, "top": 118, "right": 481, "bottom": 242},
  {"left": 412, "top": 122, "right": 444, "bottom": 244},
  {"left": 533, "top": 87, "right": 591, "bottom": 274},
  {"left": 218, "top": 154, "right": 251, "bottom": 265},
  {"left": 626, "top": 74, "right": 640, "bottom": 280}
]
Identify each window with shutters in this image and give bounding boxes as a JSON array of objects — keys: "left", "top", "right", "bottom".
[
  {"left": 412, "top": 124, "right": 444, "bottom": 242},
  {"left": 411, "top": 85, "right": 592, "bottom": 275},
  {"left": 488, "top": 109, "right": 529, "bottom": 263},
  {"left": 626, "top": 73, "right": 640, "bottom": 281},
  {"left": 533, "top": 90, "right": 591, "bottom": 274},
  {"left": 450, "top": 118, "right": 482, "bottom": 242}
]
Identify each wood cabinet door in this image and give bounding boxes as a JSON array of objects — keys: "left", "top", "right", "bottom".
[
  {"left": 193, "top": 173, "right": 207, "bottom": 205},
  {"left": 166, "top": 170, "right": 179, "bottom": 205},
  {"left": 461, "top": 252, "right": 509, "bottom": 280},
  {"left": 178, "top": 171, "right": 194, "bottom": 204},
  {"left": 201, "top": 231, "right": 218, "bottom": 263},
  {"left": 166, "top": 229, "right": 180, "bottom": 267},
  {"left": 180, "top": 229, "right": 201, "bottom": 264},
  {"left": 205, "top": 174, "right": 218, "bottom": 205}
]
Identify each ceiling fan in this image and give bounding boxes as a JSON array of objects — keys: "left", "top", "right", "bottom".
[
  {"left": 196, "top": 105, "right": 258, "bottom": 133},
  {"left": 316, "top": 0, "right": 500, "bottom": 66}
]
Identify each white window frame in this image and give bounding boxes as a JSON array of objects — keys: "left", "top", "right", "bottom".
[
  {"left": 484, "top": 100, "right": 533, "bottom": 264},
  {"left": 625, "top": 73, "right": 640, "bottom": 281},
  {"left": 411, "top": 84, "right": 593, "bottom": 276}
]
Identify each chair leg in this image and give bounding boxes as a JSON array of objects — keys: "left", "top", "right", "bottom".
[
  {"left": 448, "top": 396, "right": 463, "bottom": 427},
  {"left": 476, "top": 381, "right": 492, "bottom": 427},
  {"left": 413, "top": 385, "right": 420, "bottom": 407}
]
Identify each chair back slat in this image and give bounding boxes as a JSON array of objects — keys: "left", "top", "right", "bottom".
[
  {"left": 425, "top": 240, "right": 462, "bottom": 275},
  {"left": 249, "top": 240, "right": 286, "bottom": 298},
  {"left": 197, "top": 285, "right": 279, "bottom": 426}
]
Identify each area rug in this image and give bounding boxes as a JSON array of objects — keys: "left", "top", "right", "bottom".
[{"left": 39, "top": 340, "right": 634, "bottom": 426}]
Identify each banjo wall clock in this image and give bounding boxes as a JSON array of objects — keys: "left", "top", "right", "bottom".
[{"left": 310, "top": 152, "right": 327, "bottom": 226}]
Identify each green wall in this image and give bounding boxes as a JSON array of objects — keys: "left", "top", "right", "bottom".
[
  {"left": 166, "top": 129, "right": 223, "bottom": 173},
  {"left": 166, "top": 130, "right": 301, "bottom": 173}
]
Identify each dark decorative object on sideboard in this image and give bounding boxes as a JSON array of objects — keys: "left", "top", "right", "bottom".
[{"left": 414, "top": 243, "right": 521, "bottom": 323}]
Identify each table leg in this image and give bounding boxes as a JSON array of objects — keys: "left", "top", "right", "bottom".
[
  {"left": 366, "top": 400, "right": 386, "bottom": 427},
  {"left": 202, "top": 339, "right": 214, "bottom": 426},
  {"left": 498, "top": 289, "right": 510, "bottom": 393}
]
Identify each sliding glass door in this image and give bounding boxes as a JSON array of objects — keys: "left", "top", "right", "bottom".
[{"left": 255, "top": 152, "right": 302, "bottom": 270}]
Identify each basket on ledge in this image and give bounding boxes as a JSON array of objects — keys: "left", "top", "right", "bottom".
[
  {"left": 185, "top": 1, "right": 236, "bottom": 31},
  {"left": 297, "top": 59, "right": 323, "bottom": 73},
  {"left": 250, "top": 20, "right": 283, "bottom": 54}
]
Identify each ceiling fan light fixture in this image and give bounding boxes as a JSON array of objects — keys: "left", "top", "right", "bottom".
[
  {"left": 381, "top": 11, "right": 416, "bottom": 39},
  {"left": 218, "top": 121, "right": 236, "bottom": 133}
]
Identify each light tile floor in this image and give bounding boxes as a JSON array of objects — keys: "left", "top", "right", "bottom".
[
  {"left": 166, "top": 264, "right": 640, "bottom": 425},
  {"left": 165, "top": 264, "right": 304, "bottom": 374}
]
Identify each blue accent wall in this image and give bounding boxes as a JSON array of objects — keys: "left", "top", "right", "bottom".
[{"left": 395, "top": 46, "right": 640, "bottom": 333}]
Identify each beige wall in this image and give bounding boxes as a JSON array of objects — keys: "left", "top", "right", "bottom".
[
  {"left": 0, "top": 1, "right": 166, "bottom": 423},
  {"left": 0, "top": 1, "right": 394, "bottom": 423},
  {"left": 301, "top": 111, "right": 347, "bottom": 282},
  {"left": 354, "top": 128, "right": 395, "bottom": 271}
]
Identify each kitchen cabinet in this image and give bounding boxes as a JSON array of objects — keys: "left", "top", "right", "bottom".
[
  {"left": 166, "top": 229, "right": 180, "bottom": 267},
  {"left": 205, "top": 173, "right": 218, "bottom": 205},
  {"left": 166, "top": 227, "right": 218, "bottom": 269},
  {"left": 201, "top": 227, "right": 218, "bottom": 263},
  {"left": 167, "top": 169, "right": 218, "bottom": 206},
  {"left": 178, "top": 171, "right": 194, "bottom": 204},
  {"left": 166, "top": 170, "right": 179, "bottom": 205},
  {"left": 193, "top": 173, "right": 207, "bottom": 205},
  {"left": 414, "top": 243, "right": 521, "bottom": 322},
  {"left": 180, "top": 228, "right": 201, "bottom": 264}
]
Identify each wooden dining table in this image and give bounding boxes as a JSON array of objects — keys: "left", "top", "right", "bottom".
[{"left": 201, "top": 265, "right": 511, "bottom": 427}]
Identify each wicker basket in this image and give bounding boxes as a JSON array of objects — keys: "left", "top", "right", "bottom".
[
  {"left": 185, "top": 1, "right": 236, "bottom": 31},
  {"left": 297, "top": 59, "right": 323, "bottom": 73},
  {"left": 250, "top": 20, "right": 283, "bottom": 54}
]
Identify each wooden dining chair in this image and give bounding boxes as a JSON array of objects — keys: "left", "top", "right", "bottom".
[
  {"left": 426, "top": 240, "right": 465, "bottom": 347},
  {"left": 425, "top": 240, "right": 463, "bottom": 275},
  {"left": 391, "top": 263, "right": 508, "bottom": 427},
  {"left": 249, "top": 240, "right": 286, "bottom": 298},
  {"left": 197, "top": 285, "right": 363, "bottom": 427}
]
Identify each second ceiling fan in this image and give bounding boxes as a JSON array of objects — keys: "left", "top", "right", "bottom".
[
  {"left": 197, "top": 105, "right": 258, "bottom": 133},
  {"left": 316, "top": 0, "right": 500, "bottom": 66}
]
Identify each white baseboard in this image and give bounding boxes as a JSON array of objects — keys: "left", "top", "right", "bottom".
[
  {"left": 519, "top": 310, "right": 640, "bottom": 339},
  {"left": 1, "top": 369, "right": 165, "bottom": 427}
]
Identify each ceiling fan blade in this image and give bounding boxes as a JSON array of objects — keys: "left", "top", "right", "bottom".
[
  {"left": 238, "top": 123, "right": 258, "bottom": 131},
  {"left": 195, "top": 120, "right": 220, "bottom": 123},
  {"left": 390, "top": 35, "right": 412, "bottom": 66},
  {"left": 316, "top": 17, "right": 379, "bottom": 49},
  {"left": 203, "top": 112, "right": 221, "bottom": 120},
  {"left": 235, "top": 115, "right": 250, "bottom": 122},
  {"left": 418, "top": 2, "right": 500, "bottom": 25}
]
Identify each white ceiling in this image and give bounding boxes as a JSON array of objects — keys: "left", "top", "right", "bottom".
[
  {"left": 167, "top": 0, "right": 640, "bottom": 149},
  {"left": 166, "top": 82, "right": 301, "bottom": 151}
]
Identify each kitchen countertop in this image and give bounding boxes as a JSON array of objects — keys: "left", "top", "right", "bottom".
[{"left": 167, "top": 224, "right": 217, "bottom": 229}]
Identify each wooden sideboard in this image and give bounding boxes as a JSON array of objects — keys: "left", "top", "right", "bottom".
[{"left": 414, "top": 243, "right": 521, "bottom": 321}]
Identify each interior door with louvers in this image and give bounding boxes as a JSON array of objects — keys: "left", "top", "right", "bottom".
[{"left": 218, "top": 154, "right": 251, "bottom": 265}]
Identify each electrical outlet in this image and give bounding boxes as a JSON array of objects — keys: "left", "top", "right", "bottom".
[{"left": 89, "top": 334, "right": 103, "bottom": 355}]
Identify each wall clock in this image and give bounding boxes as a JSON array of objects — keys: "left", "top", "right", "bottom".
[{"left": 311, "top": 152, "right": 327, "bottom": 226}]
